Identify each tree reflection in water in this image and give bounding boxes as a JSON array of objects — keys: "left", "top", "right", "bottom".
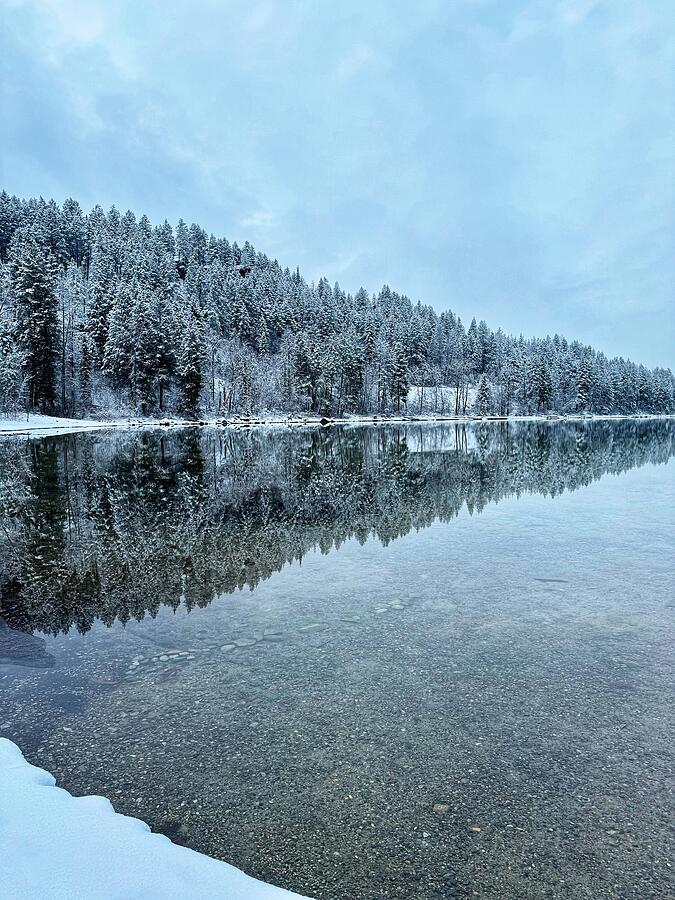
[{"left": 1, "top": 420, "right": 673, "bottom": 638}]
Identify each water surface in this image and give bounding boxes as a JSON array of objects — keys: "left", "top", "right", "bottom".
[{"left": 1, "top": 421, "right": 673, "bottom": 899}]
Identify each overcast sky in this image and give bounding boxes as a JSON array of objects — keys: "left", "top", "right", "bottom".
[{"left": 1, "top": 0, "right": 673, "bottom": 367}]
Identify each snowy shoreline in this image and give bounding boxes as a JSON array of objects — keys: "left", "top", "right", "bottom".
[
  {"left": 0, "top": 738, "right": 304, "bottom": 899},
  {"left": 1, "top": 411, "right": 673, "bottom": 436}
]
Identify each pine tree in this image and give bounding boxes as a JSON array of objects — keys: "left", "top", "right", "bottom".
[
  {"left": 103, "top": 278, "right": 134, "bottom": 394},
  {"left": 177, "top": 302, "right": 205, "bottom": 416},
  {"left": 476, "top": 375, "right": 491, "bottom": 415},
  {"left": 80, "top": 333, "right": 92, "bottom": 411},
  {"left": 88, "top": 238, "right": 118, "bottom": 364},
  {"left": 0, "top": 192, "right": 24, "bottom": 263},
  {"left": 61, "top": 198, "right": 87, "bottom": 266},
  {"left": 536, "top": 357, "right": 553, "bottom": 412},
  {"left": 500, "top": 349, "right": 521, "bottom": 415},
  {"left": 575, "top": 357, "right": 593, "bottom": 412},
  {"left": 390, "top": 342, "right": 409, "bottom": 413},
  {"left": 9, "top": 228, "right": 60, "bottom": 411},
  {"left": 0, "top": 268, "right": 25, "bottom": 412}
]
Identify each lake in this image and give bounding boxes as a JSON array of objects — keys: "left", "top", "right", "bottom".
[{"left": 0, "top": 420, "right": 673, "bottom": 899}]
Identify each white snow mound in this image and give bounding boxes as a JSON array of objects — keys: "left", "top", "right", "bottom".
[{"left": 0, "top": 738, "right": 305, "bottom": 899}]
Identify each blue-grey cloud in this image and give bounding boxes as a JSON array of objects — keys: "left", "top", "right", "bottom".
[{"left": 1, "top": 0, "right": 673, "bottom": 366}]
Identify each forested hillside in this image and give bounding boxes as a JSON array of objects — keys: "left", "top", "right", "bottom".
[{"left": 0, "top": 192, "right": 672, "bottom": 419}]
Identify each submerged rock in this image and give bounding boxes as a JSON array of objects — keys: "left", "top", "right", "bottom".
[{"left": 0, "top": 623, "right": 55, "bottom": 669}]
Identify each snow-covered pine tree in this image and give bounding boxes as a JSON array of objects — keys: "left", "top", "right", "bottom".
[
  {"left": 476, "top": 375, "right": 492, "bottom": 416},
  {"left": 79, "top": 333, "right": 93, "bottom": 411},
  {"left": 9, "top": 228, "right": 60, "bottom": 411},
  {"left": 177, "top": 300, "right": 205, "bottom": 417},
  {"left": 0, "top": 264, "right": 25, "bottom": 412},
  {"left": 575, "top": 356, "right": 593, "bottom": 412}
]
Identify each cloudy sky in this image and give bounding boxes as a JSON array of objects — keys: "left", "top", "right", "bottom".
[{"left": 2, "top": 0, "right": 673, "bottom": 367}]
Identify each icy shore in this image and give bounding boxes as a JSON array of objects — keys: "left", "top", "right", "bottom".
[
  {"left": 0, "top": 413, "right": 146, "bottom": 436},
  {"left": 0, "top": 738, "right": 305, "bottom": 900},
  {"left": 1, "top": 411, "right": 670, "bottom": 436}
]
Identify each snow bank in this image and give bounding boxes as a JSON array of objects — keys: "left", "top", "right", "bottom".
[
  {"left": 0, "top": 738, "right": 305, "bottom": 900},
  {"left": 1, "top": 411, "right": 670, "bottom": 437},
  {"left": 0, "top": 414, "right": 128, "bottom": 436},
  {"left": 0, "top": 414, "right": 179, "bottom": 437}
]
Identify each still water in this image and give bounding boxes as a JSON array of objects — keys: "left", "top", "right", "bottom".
[{"left": 1, "top": 421, "right": 673, "bottom": 899}]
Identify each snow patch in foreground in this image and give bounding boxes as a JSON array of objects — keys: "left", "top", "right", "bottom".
[{"left": 0, "top": 738, "right": 305, "bottom": 900}]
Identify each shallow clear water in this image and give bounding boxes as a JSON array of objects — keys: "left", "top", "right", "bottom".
[{"left": 1, "top": 421, "right": 673, "bottom": 899}]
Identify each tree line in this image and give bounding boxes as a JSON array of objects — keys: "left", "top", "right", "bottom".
[{"left": 0, "top": 192, "right": 673, "bottom": 418}]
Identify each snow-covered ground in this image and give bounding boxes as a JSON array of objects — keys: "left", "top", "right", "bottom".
[
  {"left": 0, "top": 738, "right": 304, "bottom": 900},
  {"left": 0, "top": 414, "right": 141, "bottom": 436},
  {"left": 1, "top": 411, "right": 671, "bottom": 437},
  {"left": 0, "top": 413, "right": 206, "bottom": 436},
  {"left": 1, "top": 411, "right": 488, "bottom": 436},
  {"left": 407, "top": 384, "right": 479, "bottom": 413}
]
